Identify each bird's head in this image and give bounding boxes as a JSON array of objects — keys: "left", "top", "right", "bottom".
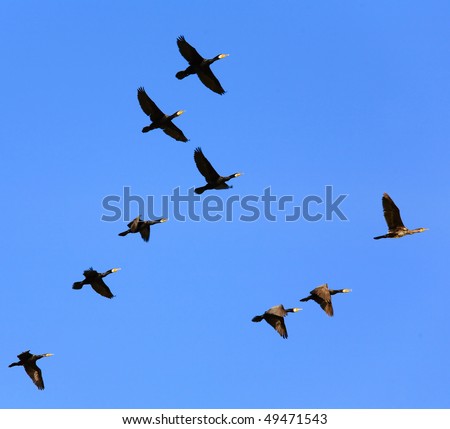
[
  {"left": 218, "top": 54, "right": 229, "bottom": 59},
  {"left": 418, "top": 227, "right": 428, "bottom": 233},
  {"left": 112, "top": 268, "right": 121, "bottom": 273},
  {"left": 292, "top": 308, "right": 302, "bottom": 313},
  {"left": 342, "top": 289, "right": 352, "bottom": 293},
  {"left": 176, "top": 110, "right": 185, "bottom": 116},
  {"left": 159, "top": 218, "right": 168, "bottom": 223},
  {"left": 233, "top": 173, "right": 242, "bottom": 178},
  {"left": 44, "top": 353, "right": 54, "bottom": 357}
]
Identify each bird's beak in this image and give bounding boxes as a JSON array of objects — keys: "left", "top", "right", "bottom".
[
  {"left": 176, "top": 110, "right": 185, "bottom": 116},
  {"left": 112, "top": 268, "right": 122, "bottom": 273},
  {"left": 293, "top": 308, "right": 302, "bottom": 312},
  {"left": 219, "top": 54, "right": 229, "bottom": 59}
]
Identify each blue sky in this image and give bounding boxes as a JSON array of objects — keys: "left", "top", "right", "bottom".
[{"left": 1, "top": 0, "right": 449, "bottom": 408}]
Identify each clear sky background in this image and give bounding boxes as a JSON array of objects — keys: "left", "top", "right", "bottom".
[{"left": 1, "top": 0, "right": 449, "bottom": 409}]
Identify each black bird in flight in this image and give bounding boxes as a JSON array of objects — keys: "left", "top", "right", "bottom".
[
  {"left": 300, "top": 283, "right": 351, "bottom": 316},
  {"left": 373, "top": 193, "right": 428, "bottom": 240},
  {"left": 118, "top": 215, "right": 167, "bottom": 242},
  {"left": 72, "top": 267, "right": 121, "bottom": 299},
  {"left": 137, "top": 87, "right": 188, "bottom": 142},
  {"left": 193, "top": 147, "right": 241, "bottom": 194},
  {"left": 176, "top": 36, "right": 229, "bottom": 95},
  {"left": 9, "top": 350, "right": 53, "bottom": 390},
  {"left": 252, "top": 305, "right": 302, "bottom": 339}
]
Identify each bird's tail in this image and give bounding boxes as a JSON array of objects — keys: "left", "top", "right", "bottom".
[
  {"left": 72, "top": 281, "right": 84, "bottom": 290},
  {"left": 252, "top": 315, "right": 263, "bottom": 323},
  {"left": 373, "top": 234, "right": 387, "bottom": 240},
  {"left": 118, "top": 230, "right": 130, "bottom": 237},
  {"left": 194, "top": 186, "right": 206, "bottom": 195},
  {"left": 176, "top": 70, "right": 188, "bottom": 80}
]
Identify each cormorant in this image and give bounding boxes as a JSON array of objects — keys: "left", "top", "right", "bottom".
[
  {"left": 118, "top": 215, "right": 167, "bottom": 242},
  {"left": 373, "top": 193, "right": 428, "bottom": 239},
  {"left": 252, "top": 305, "right": 302, "bottom": 339},
  {"left": 300, "top": 283, "right": 351, "bottom": 316},
  {"left": 176, "top": 36, "right": 228, "bottom": 95},
  {"left": 137, "top": 87, "right": 188, "bottom": 142},
  {"left": 193, "top": 147, "right": 241, "bottom": 194},
  {"left": 9, "top": 350, "right": 53, "bottom": 390},
  {"left": 72, "top": 267, "right": 121, "bottom": 299}
]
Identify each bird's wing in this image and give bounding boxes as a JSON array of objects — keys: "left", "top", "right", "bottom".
[
  {"left": 90, "top": 278, "right": 114, "bottom": 298},
  {"left": 266, "top": 304, "right": 287, "bottom": 318},
  {"left": 314, "top": 297, "right": 333, "bottom": 316},
  {"left": 194, "top": 147, "right": 221, "bottom": 182},
  {"left": 382, "top": 193, "right": 405, "bottom": 229},
  {"left": 264, "top": 314, "right": 288, "bottom": 339},
  {"left": 17, "top": 351, "right": 32, "bottom": 360},
  {"left": 24, "top": 363, "right": 44, "bottom": 390},
  {"left": 163, "top": 122, "right": 189, "bottom": 142},
  {"left": 140, "top": 224, "right": 150, "bottom": 242},
  {"left": 197, "top": 67, "right": 226, "bottom": 95},
  {"left": 137, "top": 87, "right": 164, "bottom": 121},
  {"left": 311, "top": 285, "right": 333, "bottom": 316},
  {"left": 127, "top": 216, "right": 141, "bottom": 231},
  {"left": 177, "top": 36, "right": 204, "bottom": 65},
  {"left": 311, "top": 285, "right": 331, "bottom": 302}
]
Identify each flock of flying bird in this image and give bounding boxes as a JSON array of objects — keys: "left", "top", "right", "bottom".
[
  {"left": 8, "top": 36, "right": 428, "bottom": 391},
  {"left": 251, "top": 192, "right": 428, "bottom": 339}
]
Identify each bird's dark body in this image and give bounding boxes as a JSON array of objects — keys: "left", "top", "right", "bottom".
[
  {"left": 118, "top": 216, "right": 166, "bottom": 242},
  {"left": 137, "top": 87, "right": 188, "bottom": 142},
  {"left": 176, "top": 60, "right": 215, "bottom": 79},
  {"left": 300, "top": 284, "right": 351, "bottom": 317},
  {"left": 194, "top": 177, "right": 236, "bottom": 195},
  {"left": 9, "top": 350, "right": 52, "bottom": 390},
  {"left": 72, "top": 267, "right": 119, "bottom": 299},
  {"left": 373, "top": 193, "right": 427, "bottom": 240},
  {"left": 176, "top": 36, "right": 228, "bottom": 95},
  {"left": 193, "top": 147, "right": 240, "bottom": 194},
  {"left": 374, "top": 229, "right": 408, "bottom": 239},
  {"left": 252, "top": 305, "right": 300, "bottom": 339}
]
